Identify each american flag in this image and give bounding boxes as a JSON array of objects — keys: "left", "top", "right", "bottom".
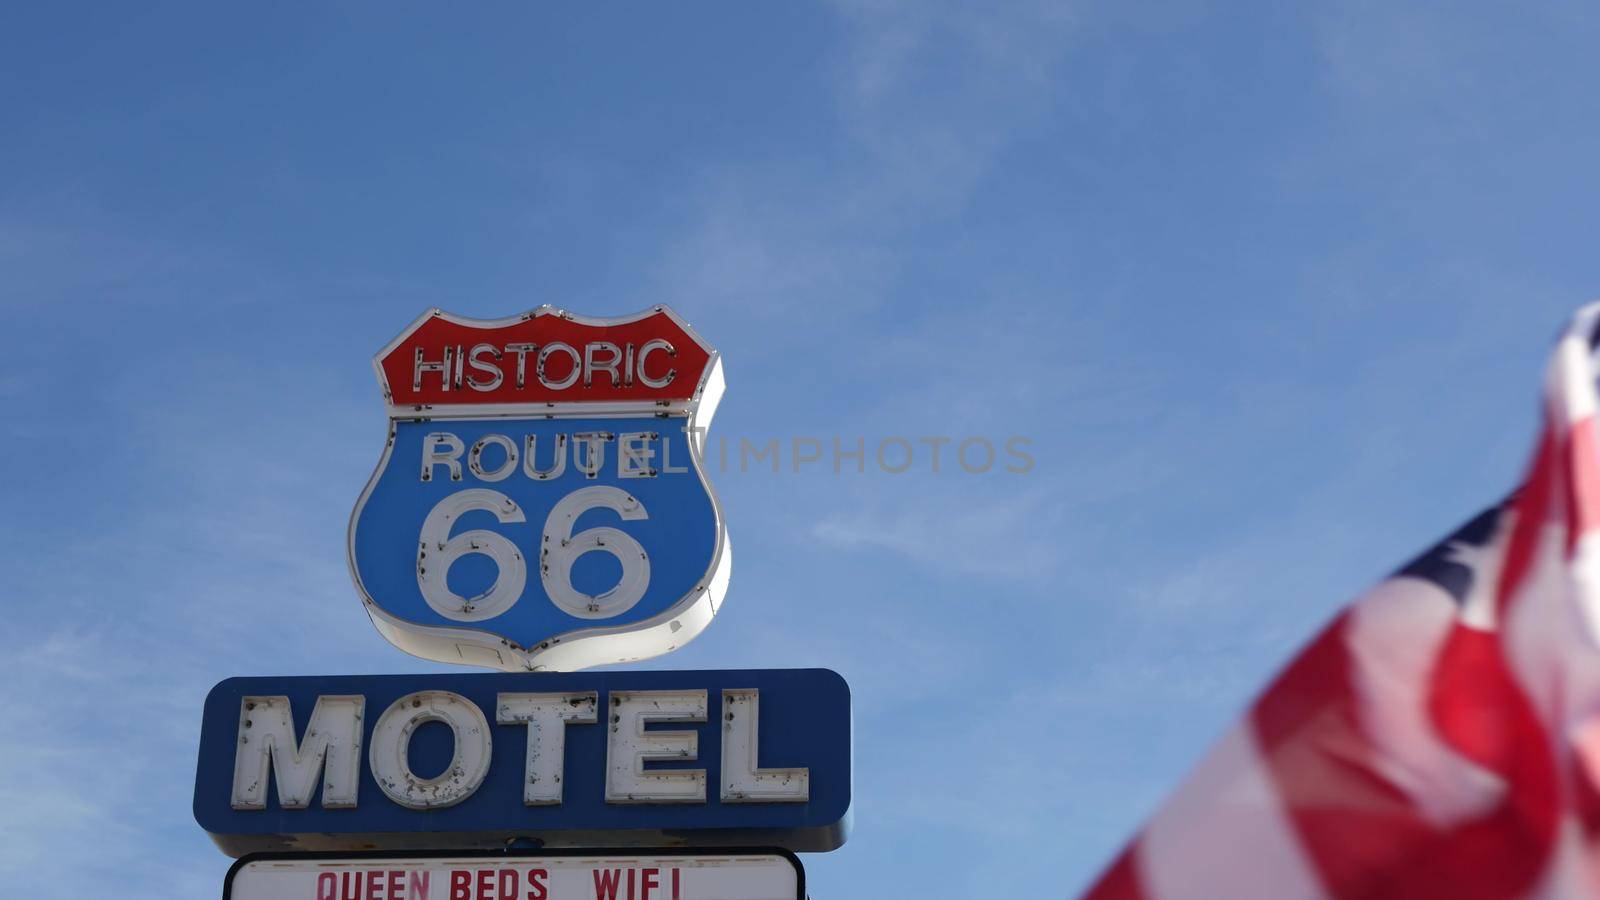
[{"left": 1086, "top": 305, "right": 1600, "bottom": 899}]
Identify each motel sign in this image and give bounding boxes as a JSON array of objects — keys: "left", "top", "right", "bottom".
[
  {"left": 194, "top": 670, "right": 852, "bottom": 854},
  {"left": 195, "top": 306, "right": 850, "bottom": 896}
]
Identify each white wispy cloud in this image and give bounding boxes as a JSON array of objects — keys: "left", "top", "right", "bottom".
[
  {"left": 811, "top": 488, "right": 1061, "bottom": 582},
  {"left": 654, "top": 0, "right": 1088, "bottom": 328}
]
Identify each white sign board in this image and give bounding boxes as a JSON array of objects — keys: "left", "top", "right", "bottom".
[{"left": 224, "top": 851, "right": 802, "bottom": 900}]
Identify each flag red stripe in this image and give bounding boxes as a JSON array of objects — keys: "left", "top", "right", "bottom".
[
  {"left": 1082, "top": 844, "right": 1145, "bottom": 900},
  {"left": 1247, "top": 614, "right": 1443, "bottom": 896},
  {"left": 1424, "top": 625, "right": 1558, "bottom": 897}
]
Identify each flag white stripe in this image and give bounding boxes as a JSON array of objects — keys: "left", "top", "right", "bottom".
[{"left": 1137, "top": 723, "right": 1325, "bottom": 900}]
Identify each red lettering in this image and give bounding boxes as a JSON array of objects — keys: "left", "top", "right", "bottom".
[
  {"left": 592, "top": 869, "right": 622, "bottom": 900},
  {"left": 476, "top": 869, "right": 494, "bottom": 900},
  {"left": 641, "top": 868, "right": 659, "bottom": 900},
  {"left": 498, "top": 869, "right": 517, "bottom": 900},
  {"left": 342, "top": 872, "right": 365, "bottom": 900},
  {"left": 449, "top": 869, "right": 472, "bottom": 900},
  {"left": 671, "top": 868, "right": 680, "bottom": 900},
  {"left": 367, "top": 870, "right": 384, "bottom": 900},
  {"left": 387, "top": 870, "right": 404, "bottom": 900},
  {"left": 525, "top": 869, "right": 548, "bottom": 900},
  {"left": 410, "top": 872, "right": 431, "bottom": 900},
  {"left": 317, "top": 872, "right": 337, "bottom": 900}
]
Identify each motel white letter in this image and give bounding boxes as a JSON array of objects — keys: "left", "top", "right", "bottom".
[
  {"left": 721, "top": 689, "right": 809, "bottom": 802},
  {"left": 231, "top": 695, "right": 364, "bottom": 810},
  {"left": 606, "top": 690, "right": 707, "bottom": 803},
  {"left": 369, "top": 691, "right": 492, "bottom": 810},
  {"left": 497, "top": 692, "right": 598, "bottom": 805}
]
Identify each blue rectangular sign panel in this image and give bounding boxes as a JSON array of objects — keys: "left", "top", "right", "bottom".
[{"left": 194, "top": 669, "right": 850, "bottom": 856}]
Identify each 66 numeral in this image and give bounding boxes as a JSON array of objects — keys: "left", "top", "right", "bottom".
[{"left": 416, "top": 487, "right": 650, "bottom": 622}]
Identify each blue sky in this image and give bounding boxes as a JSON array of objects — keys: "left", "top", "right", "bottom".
[{"left": 5, "top": 2, "right": 1600, "bottom": 896}]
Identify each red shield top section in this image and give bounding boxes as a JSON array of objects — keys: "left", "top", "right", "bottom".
[{"left": 376, "top": 306, "right": 715, "bottom": 411}]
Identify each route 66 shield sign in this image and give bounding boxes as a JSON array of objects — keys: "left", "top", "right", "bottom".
[{"left": 348, "top": 306, "right": 729, "bottom": 671}]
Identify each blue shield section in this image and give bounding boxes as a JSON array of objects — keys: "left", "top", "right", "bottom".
[{"left": 352, "top": 417, "right": 719, "bottom": 652}]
